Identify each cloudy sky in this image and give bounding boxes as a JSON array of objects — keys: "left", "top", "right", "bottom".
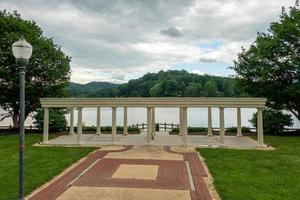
[{"left": 0, "top": 0, "right": 295, "bottom": 83}]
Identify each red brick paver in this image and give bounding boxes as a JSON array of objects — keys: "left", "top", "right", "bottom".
[
  {"left": 164, "top": 146, "right": 212, "bottom": 200},
  {"left": 29, "top": 145, "right": 212, "bottom": 200},
  {"left": 73, "top": 158, "right": 190, "bottom": 190},
  {"left": 29, "top": 146, "right": 133, "bottom": 200}
]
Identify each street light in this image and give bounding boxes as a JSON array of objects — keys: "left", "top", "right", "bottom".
[{"left": 12, "top": 37, "right": 32, "bottom": 200}]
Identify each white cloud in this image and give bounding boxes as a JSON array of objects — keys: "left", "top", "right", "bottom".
[
  {"left": 192, "top": 69, "right": 204, "bottom": 75},
  {"left": 0, "top": 0, "right": 295, "bottom": 83}
]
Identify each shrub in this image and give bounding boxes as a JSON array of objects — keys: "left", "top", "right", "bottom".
[
  {"left": 188, "top": 127, "right": 208, "bottom": 132},
  {"left": 77, "top": 126, "right": 141, "bottom": 133},
  {"left": 34, "top": 108, "right": 67, "bottom": 132},
  {"left": 249, "top": 109, "right": 293, "bottom": 134},
  {"left": 226, "top": 127, "right": 251, "bottom": 133},
  {"left": 170, "top": 127, "right": 208, "bottom": 133}
]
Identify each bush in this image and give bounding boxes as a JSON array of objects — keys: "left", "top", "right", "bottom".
[
  {"left": 249, "top": 109, "right": 293, "bottom": 134},
  {"left": 170, "top": 127, "right": 208, "bottom": 133},
  {"left": 226, "top": 127, "right": 251, "bottom": 133},
  {"left": 77, "top": 126, "right": 140, "bottom": 133},
  {"left": 34, "top": 108, "right": 67, "bottom": 132}
]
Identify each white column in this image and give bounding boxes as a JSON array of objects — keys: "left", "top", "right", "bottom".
[
  {"left": 219, "top": 107, "right": 225, "bottom": 145},
  {"left": 112, "top": 107, "right": 118, "bottom": 144},
  {"left": 43, "top": 107, "right": 49, "bottom": 143},
  {"left": 179, "top": 107, "right": 183, "bottom": 136},
  {"left": 237, "top": 107, "right": 242, "bottom": 137},
  {"left": 96, "top": 107, "right": 101, "bottom": 135},
  {"left": 207, "top": 107, "right": 213, "bottom": 136},
  {"left": 69, "top": 107, "right": 75, "bottom": 135},
  {"left": 123, "top": 107, "right": 128, "bottom": 135},
  {"left": 152, "top": 107, "right": 155, "bottom": 138},
  {"left": 182, "top": 107, "right": 188, "bottom": 145},
  {"left": 257, "top": 107, "right": 264, "bottom": 146},
  {"left": 147, "top": 107, "right": 152, "bottom": 144},
  {"left": 77, "top": 107, "right": 83, "bottom": 144}
]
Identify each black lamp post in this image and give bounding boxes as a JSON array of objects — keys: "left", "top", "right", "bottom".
[{"left": 12, "top": 37, "right": 32, "bottom": 200}]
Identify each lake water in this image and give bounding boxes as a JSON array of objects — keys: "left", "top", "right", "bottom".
[{"left": 1, "top": 108, "right": 300, "bottom": 128}]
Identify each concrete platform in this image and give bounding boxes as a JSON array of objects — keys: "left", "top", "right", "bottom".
[{"left": 42, "top": 131, "right": 262, "bottom": 149}]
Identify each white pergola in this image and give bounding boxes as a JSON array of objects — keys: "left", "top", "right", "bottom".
[{"left": 40, "top": 97, "right": 267, "bottom": 147}]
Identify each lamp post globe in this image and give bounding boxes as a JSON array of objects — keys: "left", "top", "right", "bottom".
[
  {"left": 12, "top": 37, "right": 32, "bottom": 200},
  {"left": 12, "top": 37, "right": 32, "bottom": 65}
]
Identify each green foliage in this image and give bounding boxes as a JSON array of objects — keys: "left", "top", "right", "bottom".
[
  {"left": 68, "top": 82, "right": 119, "bottom": 97},
  {"left": 204, "top": 80, "right": 218, "bottom": 96},
  {"left": 69, "top": 70, "right": 245, "bottom": 98},
  {"left": 78, "top": 126, "right": 140, "bottom": 133},
  {"left": 0, "top": 10, "right": 71, "bottom": 127},
  {"left": 232, "top": 6, "right": 300, "bottom": 120},
  {"left": 34, "top": 109, "right": 67, "bottom": 132},
  {"left": 249, "top": 109, "right": 293, "bottom": 134},
  {"left": 199, "top": 136, "right": 300, "bottom": 200},
  {"left": 225, "top": 127, "right": 251, "bottom": 133},
  {"left": 0, "top": 134, "right": 95, "bottom": 200},
  {"left": 171, "top": 127, "right": 208, "bottom": 133}
]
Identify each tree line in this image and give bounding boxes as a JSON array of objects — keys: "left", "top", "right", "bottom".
[{"left": 68, "top": 70, "right": 246, "bottom": 97}]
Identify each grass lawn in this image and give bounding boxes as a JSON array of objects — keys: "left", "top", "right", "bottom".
[
  {"left": 198, "top": 136, "right": 300, "bottom": 200},
  {"left": 0, "top": 134, "right": 96, "bottom": 200}
]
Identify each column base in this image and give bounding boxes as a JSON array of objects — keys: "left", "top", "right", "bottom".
[
  {"left": 96, "top": 132, "right": 102, "bottom": 135},
  {"left": 123, "top": 132, "right": 128, "bottom": 135},
  {"left": 236, "top": 134, "right": 243, "bottom": 137},
  {"left": 256, "top": 144, "right": 267, "bottom": 148},
  {"left": 69, "top": 132, "right": 75, "bottom": 135},
  {"left": 207, "top": 133, "right": 214, "bottom": 137}
]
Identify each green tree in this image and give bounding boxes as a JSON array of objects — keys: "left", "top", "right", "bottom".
[
  {"left": 204, "top": 80, "right": 218, "bottom": 96},
  {"left": 150, "top": 82, "right": 163, "bottom": 97},
  {"left": 232, "top": 6, "right": 300, "bottom": 120},
  {"left": 34, "top": 109, "right": 67, "bottom": 132},
  {"left": 0, "top": 10, "right": 71, "bottom": 128},
  {"left": 249, "top": 109, "right": 293, "bottom": 134}
]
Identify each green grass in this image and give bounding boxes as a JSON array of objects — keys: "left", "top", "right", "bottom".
[
  {"left": 198, "top": 136, "right": 300, "bottom": 200},
  {"left": 0, "top": 134, "right": 96, "bottom": 200}
]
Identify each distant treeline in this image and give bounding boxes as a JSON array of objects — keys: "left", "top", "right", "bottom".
[{"left": 68, "top": 70, "right": 247, "bottom": 97}]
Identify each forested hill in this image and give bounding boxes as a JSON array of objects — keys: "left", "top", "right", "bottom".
[
  {"left": 68, "top": 70, "right": 246, "bottom": 97},
  {"left": 68, "top": 81, "right": 119, "bottom": 97}
]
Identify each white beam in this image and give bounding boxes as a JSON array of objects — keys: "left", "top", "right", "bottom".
[
  {"left": 207, "top": 107, "right": 213, "bottom": 136},
  {"left": 237, "top": 107, "right": 242, "bottom": 137},
  {"left": 182, "top": 107, "right": 188, "bottom": 145},
  {"left": 77, "top": 107, "right": 83, "bottom": 144},
  {"left": 257, "top": 108, "right": 264, "bottom": 146},
  {"left": 123, "top": 107, "right": 128, "bottom": 135},
  {"left": 147, "top": 107, "right": 152, "bottom": 144},
  {"left": 112, "top": 107, "right": 118, "bottom": 144},
  {"left": 152, "top": 107, "right": 155, "bottom": 138},
  {"left": 96, "top": 107, "right": 101, "bottom": 135},
  {"left": 219, "top": 107, "right": 225, "bottom": 145},
  {"left": 43, "top": 108, "right": 49, "bottom": 143},
  {"left": 40, "top": 97, "right": 267, "bottom": 108},
  {"left": 69, "top": 107, "right": 75, "bottom": 135}
]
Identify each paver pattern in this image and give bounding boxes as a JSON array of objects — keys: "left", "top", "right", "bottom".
[{"left": 28, "top": 145, "right": 212, "bottom": 200}]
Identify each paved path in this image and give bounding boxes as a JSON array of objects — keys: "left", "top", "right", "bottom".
[{"left": 28, "top": 146, "right": 212, "bottom": 200}]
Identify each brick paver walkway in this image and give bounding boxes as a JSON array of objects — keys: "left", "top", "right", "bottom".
[{"left": 28, "top": 146, "right": 212, "bottom": 200}]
